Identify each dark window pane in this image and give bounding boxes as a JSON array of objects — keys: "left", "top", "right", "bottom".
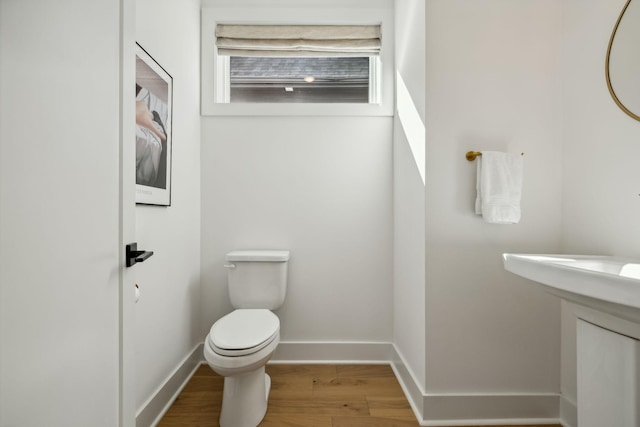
[{"left": 229, "top": 57, "right": 369, "bottom": 103}]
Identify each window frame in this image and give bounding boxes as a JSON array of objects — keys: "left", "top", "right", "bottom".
[
  {"left": 201, "top": 7, "right": 394, "bottom": 116},
  {"left": 220, "top": 56, "right": 380, "bottom": 104}
]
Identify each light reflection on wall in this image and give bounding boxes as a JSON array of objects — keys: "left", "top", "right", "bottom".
[{"left": 396, "top": 70, "right": 425, "bottom": 185}]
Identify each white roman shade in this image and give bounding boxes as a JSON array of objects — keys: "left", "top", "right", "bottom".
[{"left": 215, "top": 24, "right": 381, "bottom": 57}]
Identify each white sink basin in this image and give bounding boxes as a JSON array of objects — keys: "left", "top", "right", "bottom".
[{"left": 503, "top": 254, "right": 640, "bottom": 318}]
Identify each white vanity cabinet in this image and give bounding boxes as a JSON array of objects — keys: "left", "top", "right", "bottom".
[{"left": 577, "top": 319, "right": 640, "bottom": 427}]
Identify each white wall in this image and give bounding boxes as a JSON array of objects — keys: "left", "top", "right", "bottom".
[
  {"left": 561, "top": 0, "right": 640, "bottom": 259},
  {"left": 134, "top": 0, "right": 202, "bottom": 413},
  {"left": 201, "top": 116, "right": 394, "bottom": 342},
  {"left": 560, "top": 0, "right": 640, "bottom": 416},
  {"left": 393, "top": 0, "right": 426, "bottom": 394},
  {"left": 424, "top": 0, "right": 564, "bottom": 412},
  {"left": 0, "top": 1, "right": 122, "bottom": 425}
]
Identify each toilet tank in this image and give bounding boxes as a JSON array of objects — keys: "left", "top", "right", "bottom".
[{"left": 225, "top": 250, "right": 290, "bottom": 310}]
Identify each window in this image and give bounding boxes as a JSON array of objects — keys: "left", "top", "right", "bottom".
[
  {"left": 201, "top": 7, "right": 394, "bottom": 116},
  {"left": 225, "top": 56, "right": 376, "bottom": 103},
  {"left": 216, "top": 24, "right": 380, "bottom": 104}
]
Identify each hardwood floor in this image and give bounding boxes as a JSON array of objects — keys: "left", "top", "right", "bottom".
[{"left": 157, "top": 364, "right": 562, "bottom": 427}]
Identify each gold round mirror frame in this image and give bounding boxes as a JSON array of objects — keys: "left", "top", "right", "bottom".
[{"left": 605, "top": 0, "right": 640, "bottom": 122}]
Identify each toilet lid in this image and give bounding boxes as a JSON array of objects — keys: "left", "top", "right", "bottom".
[{"left": 209, "top": 309, "right": 279, "bottom": 355}]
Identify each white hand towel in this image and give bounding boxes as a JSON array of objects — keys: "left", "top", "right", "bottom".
[{"left": 475, "top": 151, "right": 523, "bottom": 224}]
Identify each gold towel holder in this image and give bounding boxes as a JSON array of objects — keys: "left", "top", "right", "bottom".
[
  {"left": 466, "top": 151, "right": 524, "bottom": 161},
  {"left": 466, "top": 151, "right": 482, "bottom": 161}
]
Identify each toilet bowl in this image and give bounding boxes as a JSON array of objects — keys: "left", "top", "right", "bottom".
[
  {"left": 203, "top": 250, "right": 289, "bottom": 427},
  {"left": 204, "top": 310, "right": 281, "bottom": 427}
]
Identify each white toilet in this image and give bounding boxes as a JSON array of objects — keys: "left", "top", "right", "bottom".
[{"left": 203, "top": 249, "right": 290, "bottom": 427}]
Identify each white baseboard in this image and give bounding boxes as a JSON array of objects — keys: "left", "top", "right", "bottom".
[
  {"left": 136, "top": 344, "right": 204, "bottom": 427},
  {"left": 136, "top": 340, "right": 565, "bottom": 427},
  {"left": 388, "top": 344, "right": 562, "bottom": 426},
  {"left": 560, "top": 395, "right": 577, "bottom": 427},
  {"left": 421, "top": 393, "right": 561, "bottom": 426},
  {"left": 271, "top": 340, "right": 394, "bottom": 363},
  {"left": 389, "top": 344, "right": 426, "bottom": 425}
]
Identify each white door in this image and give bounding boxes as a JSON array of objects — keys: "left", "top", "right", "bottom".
[{"left": 0, "top": 1, "right": 136, "bottom": 426}]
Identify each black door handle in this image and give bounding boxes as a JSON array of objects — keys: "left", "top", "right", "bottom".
[{"left": 126, "top": 243, "right": 154, "bottom": 267}]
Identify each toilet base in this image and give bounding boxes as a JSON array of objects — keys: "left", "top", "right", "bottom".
[{"left": 219, "top": 367, "right": 271, "bottom": 427}]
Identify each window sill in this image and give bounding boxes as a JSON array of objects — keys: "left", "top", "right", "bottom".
[{"left": 200, "top": 102, "right": 393, "bottom": 117}]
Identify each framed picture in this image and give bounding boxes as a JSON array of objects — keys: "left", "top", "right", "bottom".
[{"left": 135, "top": 43, "right": 172, "bottom": 206}]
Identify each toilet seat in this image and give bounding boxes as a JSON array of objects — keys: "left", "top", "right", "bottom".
[{"left": 209, "top": 309, "right": 280, "bottom": 357}]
